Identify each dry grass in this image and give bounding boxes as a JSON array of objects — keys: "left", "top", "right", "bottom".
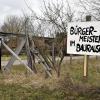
[
  {"left": 1, "top": 56, "right": 100, "bottom": 87},
  {"left": 0, "top": 56, "right": 100, "bottom": 100}
]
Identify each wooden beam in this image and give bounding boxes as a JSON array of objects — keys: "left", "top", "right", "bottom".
[
  {"left": 83, "top": 15, "right": 91, "bottom": 78},
  {"left": 36, "top": 54, "right": 52, "bottom": 77},
  {"left": 83, "top": 55, "right": 88, "bottom": 77},
  {"left": 0, "top": 32, "right": 25, "bottom": 37},
  {"left": 4, "top": 38, "right": 26, "bottom": 71},
  {"left": 2, "top": 41, "right": 34, "bottom": 74},
  {"left": 0, "top": 38, "right": 2, "bottom": 70}
]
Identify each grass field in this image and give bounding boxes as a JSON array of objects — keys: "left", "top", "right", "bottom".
[{"left": 0, "top": 56, "right": 100, "bottom": 100}]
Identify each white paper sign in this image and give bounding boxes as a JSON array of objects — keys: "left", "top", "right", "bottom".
[{"left": 67, "top": 21, "right": 100, "bottom": 56}]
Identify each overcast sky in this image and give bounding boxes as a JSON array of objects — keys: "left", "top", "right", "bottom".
[
  {"left": 0, "top": 0, "right": 80, "bottom": 25},
  {"left": 0, "top": 0, "right": 43, "bottom": 25}
]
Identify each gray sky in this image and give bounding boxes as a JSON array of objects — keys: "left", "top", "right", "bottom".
[
  {"left": 0, "top": 0, "right": 80, "bottom": 25},
  {"left": 0, "top": 0, "right": 42, "bottom": 25}
]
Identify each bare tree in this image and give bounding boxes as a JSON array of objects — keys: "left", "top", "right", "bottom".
[
  {"left": 78, "top": 0, "right": 100, "bottom": 21},
  {"left": 32, "top": 0, "right": 74, "bottom": 77},
  {"left": 1, "top": 16, "right": 23, "bottom": 34},
  {"left": 24, "top": 0, "right": 75, "bottom": 77},
  {"left": 1, "top": 15, "right": 35, "bottom": 35}
]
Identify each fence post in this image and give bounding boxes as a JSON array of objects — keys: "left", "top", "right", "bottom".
[
  {"left": 0, "top": 38, "right": 2, "bottom": 70},
  {"left": 83, "top": 15, "right": 91, "bottom": 78}
]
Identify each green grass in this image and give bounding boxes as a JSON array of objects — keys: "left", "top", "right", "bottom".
[{"left": 0, "top": 57, "right": 100, "bottom": 100}]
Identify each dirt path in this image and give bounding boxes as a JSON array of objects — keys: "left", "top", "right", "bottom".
[{"left": 1, "top": 56, "right": 96, "bottom": 66}]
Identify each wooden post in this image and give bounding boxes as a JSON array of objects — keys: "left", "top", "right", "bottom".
[
  {"left": 4, "top": 37, "right": 26, "bottom": 71},
  {"left": 52, "top": 42, "right": 55, "bottom": 66},
  {"left": 83, "top": 15, "right": 91, "bottom": 78},
  {"left": 2, "top": 41, "right": 34, "bottom": 74},
  {"left": 96, "top": 56, "right": 98, "bottom": 60},
  {"left": 70, "top": 54, "right": 73, "bottom": 65},
  {"left": 83, "top": 55, "right": 88, "bottom": 77},
  {"left": 0, "top": 38, "right": 2, "bottom": 70}
]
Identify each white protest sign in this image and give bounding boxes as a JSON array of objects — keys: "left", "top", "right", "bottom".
[{"left": 67, "top": 21, "right": 100, "bottom": 56}]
